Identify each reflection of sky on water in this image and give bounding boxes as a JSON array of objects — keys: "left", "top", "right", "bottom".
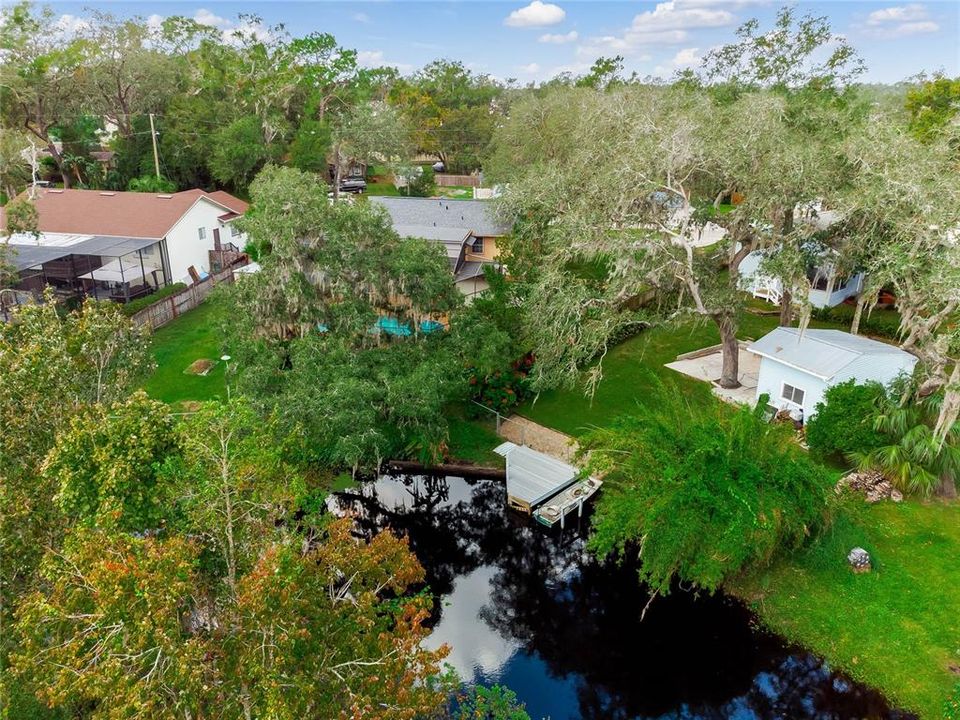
[
  {"left": 331, "top": 475, "right": 911, "bottom": 720},
  {"left": 423, "top": 565, "right": 521, "bottom": 680}
]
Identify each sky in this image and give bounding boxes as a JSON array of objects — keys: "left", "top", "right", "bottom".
[{"left": 46, "top": 0, "right": 960, "bottom": 84}]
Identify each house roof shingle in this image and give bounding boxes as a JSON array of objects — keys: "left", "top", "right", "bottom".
[
  {"left": 371, "top": 196, "right": 509, "bottom": 237},
  {"left": 747, "top": 327, "right": 915, "bottom": 380},
  {"left": 1, "top": 188, "right": 248, "bottom": 240}
]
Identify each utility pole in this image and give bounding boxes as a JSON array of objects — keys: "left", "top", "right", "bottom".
[{"left": 149, "top": 113, "right": 161, "bottom": 179}]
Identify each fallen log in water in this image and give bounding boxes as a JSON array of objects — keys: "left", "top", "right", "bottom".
[{"left": 386, "top": 459, "right": 505, "bottom": 480}]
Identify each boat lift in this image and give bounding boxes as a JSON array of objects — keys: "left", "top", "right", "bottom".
[{"left": 493, "top": 442, "right": 603, "bottom": 528}]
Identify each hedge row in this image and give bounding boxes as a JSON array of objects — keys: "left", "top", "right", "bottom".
[
  {"left": 811, "top": 304, "right": 902, "bottom": 340},
  {"left": 121, "top": 282, "right": 187, "bottom": 316}
]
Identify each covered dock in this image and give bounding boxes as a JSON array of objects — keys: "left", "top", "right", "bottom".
[{"left": 493, "top": 441, "right": 581, "bottom": 514}]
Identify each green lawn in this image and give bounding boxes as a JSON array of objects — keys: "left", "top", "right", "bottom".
[
  {"left": 518, "top": 312, "right": 783, "bottom": 436},
  {"left": 732, "top": 499, "right": 960, "bottom": 719},
  {"left": 436, "top": 185, "right": 474, "bottom": 200},
  {"left": 446, "top": 408, "right": 506, "bottom": 468},
  {"left": 364, "top": 181, "right": 402, "bottom": 197},
  {"left": 513, "top": 308, "right": 958, "bottom": 717},
  {"left": 141, "top": 298, "right": 229, "bottom": 405}
]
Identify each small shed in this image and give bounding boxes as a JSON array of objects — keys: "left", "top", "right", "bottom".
[
  {"left": 747, "top": 328, "right": 917, "bottom": 421},
  {"left": 493, "top": 442, "right": 580, "bottom": 513}
]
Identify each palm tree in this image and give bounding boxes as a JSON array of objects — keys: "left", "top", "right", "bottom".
[{"left": 851, "top": 390, "right": 960, "bottom": 498}]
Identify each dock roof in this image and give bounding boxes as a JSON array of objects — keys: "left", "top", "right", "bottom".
[{"left": 494, "top": 442, "right": 580, "bottom": 507}]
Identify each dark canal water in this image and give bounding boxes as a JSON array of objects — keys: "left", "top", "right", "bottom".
[{"left": 329, "top": 475, "right": 913, "bottom": 720}]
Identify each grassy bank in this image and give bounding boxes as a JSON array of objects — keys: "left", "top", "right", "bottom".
[
  {"left": 141, "top": 297, "right": 228, "bottom": 405},
  {"left": 732, "top": 499, "right": 960, "bottom": 718},
  {"left": 517, "top": 312, "right": 782, "bottom": 436},
  {"left": 446, "top": 409, "right": 505, "bottom": 468},
  {"left": 511, "top": 309, "right": 956, "bottom": 717}
]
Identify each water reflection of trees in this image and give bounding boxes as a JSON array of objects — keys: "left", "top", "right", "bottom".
[{"left": 331, "top": 476, "right": 909, "bottom": 720}]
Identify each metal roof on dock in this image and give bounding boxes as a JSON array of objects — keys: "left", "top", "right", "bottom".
[{"left": 494, "top": 442, "right": 580, "bottom": 507}]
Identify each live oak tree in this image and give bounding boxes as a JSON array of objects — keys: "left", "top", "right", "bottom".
[
  {"left": 838, "top": 111, "right": 960, "bottom": 456},
  {"left": 390, "top": 60, "right": 502, "bottom": 173},
  {"left": 0, "top": 2, "right": 89, "bottom": 187},
  {"left": 493, "top": 85, "right": 849, "bottom": 392},
  {"left": 328, "top": 101, "right": 410, "bottom": 200},
  {"left": 77, "top": 11, "right": 178, "bottom": 139},
  {"left": 225, "top": 165, "right": 464, "bottom": 471},
  {"left": 233, "top": 165, "right": 460, "bottom": 341}
]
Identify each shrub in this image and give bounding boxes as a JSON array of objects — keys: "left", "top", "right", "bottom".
[
  {"left": 467, "top": 354, "right": 533, "bottom": 413},
  {"left": 121, "top": 283, "right": 187, "bottom": 316},
  {"left": 408, "top": 166, "right": 436, "bottom": 197},
  {"left": 806, "top": 380, "right": 887, "bottom": 462},
  {"left": 127, "top": 175, "right": 177, "bottom": 193},
  {"left": 583, "top": 382, "right": 834, "bottom": 595},
  {"left": 811, "top": 304, "right": 901, "bottom": 340}
]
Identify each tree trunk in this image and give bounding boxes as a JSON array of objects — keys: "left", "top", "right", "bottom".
[
  {"left": 779, "top": 288, "right": 792, "bottom": 326},
  {"left": 717, "top": 314, "right": 741, "bottom": 389},
  {"left": 937, "top": 473, "right": 957, "bottom": 500},
  {"left": 850, "top": 297, "right": 866, "bottom": 335},
  {"left": 46, "top": 141, "right": 71, "bottom": 189},
  {"left": 332, "top": 145, "right": 342, "bottom": 202}
]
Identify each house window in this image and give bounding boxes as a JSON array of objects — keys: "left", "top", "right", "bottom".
[
  {"left": 781, "top": 383, "right": 805, "bottom": 406},
  {"left": 472, "top": 237, "right": 484, "bottom": 254},
  {"left": 230, "top": 223, "right": 239, "bottom": 237},
  {"left": 198, "top": 227, "right": 207, "bottom": 241}
]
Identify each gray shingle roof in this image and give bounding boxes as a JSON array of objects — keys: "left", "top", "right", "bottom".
[
  {"left": 747, "top": 327, "right": 914, "bottom": 380},
  {"left": 371, "top": 196, "right": 509, "bottom": 237}
]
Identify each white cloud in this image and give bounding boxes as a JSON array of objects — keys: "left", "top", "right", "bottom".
[
  {"left": 54, "top": 14, "right": 90, "bottom": 36},
  {"left": 577, "top": 1, "right": 734, "bottom": 56},
  {"left": 193, "top": 8, "right": 231, "bottom": 30},
  {"left": 863, "top": 4, "right": 939, "bottom": 38},
  {"left": 867, "top": 4, "right": 928, "bottom": 25},
  {"left": 629, "top": 1, "right": 734, "bottom": 31},
  {"left": 357, "top": 50, "right": 384, "bottom": 65},
  {"left": 653, "top": 46, "right": 702, "bottom": 76},
  {"left": 357, "top": 49, "right": 412, "bottom": 74},
  {"left": 517, "top": 62, "right": 541, "bottom": 74},
  {"left": 504, "top": 1, "right": 566, "bottom": 28},
  {"left": 539, "top": 30, "right": 578, "bottom": 43},
  {"left": 352, "top": 12, "right": 371, "bottom": 24}
]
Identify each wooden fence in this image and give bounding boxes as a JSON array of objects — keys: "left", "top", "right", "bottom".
[
  {"left": 435, "top": 173, "right": 481, "bottom": 188},
  {"left": 130, "top": 267, "right": 236, "bottom": 330}
]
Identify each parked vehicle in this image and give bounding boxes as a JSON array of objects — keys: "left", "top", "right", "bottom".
[{"left": 339, "top": 176, "right": 367, "bottom": 193}]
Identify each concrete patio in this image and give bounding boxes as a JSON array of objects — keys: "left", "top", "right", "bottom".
[{"left": 665, "top": 345, "right": 760, "bottom": 407}]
